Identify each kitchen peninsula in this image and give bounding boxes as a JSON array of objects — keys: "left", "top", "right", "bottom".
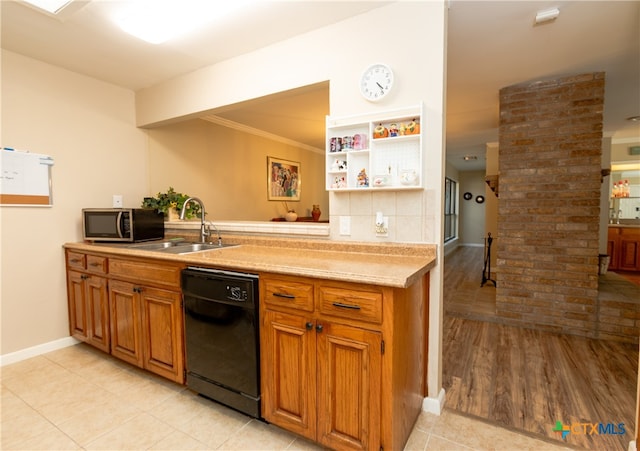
[{"left": 63, "top": 235, "right": 436, "bottom": 451}]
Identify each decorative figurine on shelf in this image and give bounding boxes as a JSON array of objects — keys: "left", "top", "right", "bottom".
[
  {"left": 312, "top": 205, "right": 321, "bottom": 221},
  {"left": 373, "top": 123, "right": 388, "bottom": 139},
  {"left": 330, "top": 137, "right": 342, "bottom": 152},
  {"left": 389, "top": 123, "right": 399, "bottom": 137},
  {"left": 404, "top": 118, "right": 420, "bottom": 135},
  {"left": 331, "top": 159, "right": 347, "bottom": 171},
  {"left": 357, "top": 168, "right": 369, "bottom": 187},
  {"left": 332, "top": 176, "right": 347, "bottom": 189},
  {"left": 353, "top": 133, "right": 366, "bottom": 150}
]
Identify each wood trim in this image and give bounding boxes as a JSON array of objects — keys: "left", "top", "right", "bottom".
[{"left": 0, "top": 194, "right": 50, "bottom": 205}]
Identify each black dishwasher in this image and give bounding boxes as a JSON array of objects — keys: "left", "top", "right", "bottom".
[{"left": 181, "top": 267, "right": 260, "bottom": 418}]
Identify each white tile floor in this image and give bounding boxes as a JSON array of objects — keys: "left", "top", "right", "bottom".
[{"left": 1, "top": 344, "right": 572, "bottom": 450}]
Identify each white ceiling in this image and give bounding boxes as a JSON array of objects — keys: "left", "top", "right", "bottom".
[{"left": 2, "top": 0, "right": 639, "bottom": 171}]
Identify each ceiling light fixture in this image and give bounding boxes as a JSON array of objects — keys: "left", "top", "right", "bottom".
[
  {"left": 21, "top": 0, "right": 73, "bottom": 14},
  {"left": 535, "top": 7, "right": 560, "bottom": 24},
  {"left": 626, "top": 115, "right": 640, "bottom": 122},
  {"left": 115, "top": 0, "right": 250, "bottom": 45},
  {"left": 463, "top": 155, "right": 477, "bottom": 161}
]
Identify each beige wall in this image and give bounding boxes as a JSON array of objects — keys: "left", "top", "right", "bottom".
[
  {"left": 146, "top": 119, "right": 328, "bottom": 221},
  {"left": 458, "top": 170, "right": 487, "bottom": 246},
  {"left": 1, "top": 50, "right": 148, "bottom": 355}
]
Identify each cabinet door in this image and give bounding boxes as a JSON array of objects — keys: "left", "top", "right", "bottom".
[
  {"left": 316, "top": 322, "right": 381, "bottom": 451},
  {"left": 67, "top": 270, "right": 88, "bottom": 341},
  {"left": 607, "top": 238, "right": 618, "bottom": 270},
  {"left": 619, "top": 239, "right": 640, "bottom": 271},
  {"left": 139, "top": 286, "right": 184, "bottom": 383},
  {"left": 86, "top": 275, "right": 110, "bottom": 353},
  {"left": 109, "top": 280, "right": 143, "bottom": 367},
  {"left": 261, "top": 310, "right": 316, "bottom": 440}
]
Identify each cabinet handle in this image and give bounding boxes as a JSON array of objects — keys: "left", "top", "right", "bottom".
[
  {"left": 273, "top": 292, "right": 295, "bottom": 299},
  {"left": 332, "top": 302, "right": 361, "bottom": 310},
  {"left": 133, "top": 287, "right": 143, "bottom": 293},
  {"left": 70, "top": 258, "right": 81, "bottom": 263},
  {"left": 305, "top": 322, "right": 313, "bottom": 331},
  {"left": 315, "top": 324, "right": 324, "bottom": 333},
  {"left": 89, "top": 262, "right": 101, "bottom": 267},
  {"left": 80, "top": 275, "right": 89, "bottom": 280}
]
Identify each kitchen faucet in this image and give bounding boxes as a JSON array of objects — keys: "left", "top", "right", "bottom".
[{"left": 180, "top": 197, "right": 208, "bottom": 243}]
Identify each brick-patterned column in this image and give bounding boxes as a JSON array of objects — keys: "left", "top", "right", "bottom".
[{"left": 496, "top": 73, "right": 604, "bottom": 338}]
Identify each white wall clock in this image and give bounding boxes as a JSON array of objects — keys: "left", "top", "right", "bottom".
[{"left": 360, "top": 63, "right": 394, "bottom": 102}]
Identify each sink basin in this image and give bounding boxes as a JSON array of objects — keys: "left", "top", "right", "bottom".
[
  {"left": 127, "top": 240, "right": 182, "bottom": 250},
  {"left": 126, "top": 240, "right": 237, "bottom": 254},
  {"left": 158, "top": 243, "right": 238, "bottom": 254}
]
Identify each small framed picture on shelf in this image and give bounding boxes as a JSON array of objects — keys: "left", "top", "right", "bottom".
[{"left": 268, "top": 156, "right": 301, "bottom": 201}]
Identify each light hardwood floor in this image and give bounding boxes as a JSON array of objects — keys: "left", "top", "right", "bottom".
[{"left": 443, "top": 246, "right": 639, "bottom": 451}]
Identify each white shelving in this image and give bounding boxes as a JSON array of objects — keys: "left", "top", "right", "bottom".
[{"left": 325, "top": 105, "right": 423, "bottom": 192}]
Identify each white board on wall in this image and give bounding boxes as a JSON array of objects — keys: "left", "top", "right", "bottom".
[{"left": 0, "top": 149, "right": 54, "bottom": 206}]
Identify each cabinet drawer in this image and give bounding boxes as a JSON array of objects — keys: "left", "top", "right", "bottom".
[
  {"left": 86, "top": 255, "right": 108, "bottom": 275},
  {"left": 66, "top": 251, "right": 86, "bottom": 270},
  {"left": 318, "top": 285, "right": 382, "bottom": 325},
  {"left": 109, "top": 258, "right": 182, "bottom": 288},
  {"left": 262, "top": 276, "right": 314, "bottom": 312}
]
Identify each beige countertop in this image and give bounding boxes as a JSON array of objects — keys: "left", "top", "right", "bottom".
[{"left": 64, "top": 236, "right": 437, "bottom": 288}]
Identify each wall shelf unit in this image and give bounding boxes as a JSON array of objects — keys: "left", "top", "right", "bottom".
[{"left": 326, "top": 104, "right": 423, "bottom": 192}]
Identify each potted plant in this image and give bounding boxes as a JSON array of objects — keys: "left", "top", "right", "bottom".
[{"left": 141, "top": 187, "right": 202, "bottom": 220}]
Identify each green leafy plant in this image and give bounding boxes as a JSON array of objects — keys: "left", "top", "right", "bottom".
[{"left": 141, "top": 187, "right": 202, "bottom": 219}]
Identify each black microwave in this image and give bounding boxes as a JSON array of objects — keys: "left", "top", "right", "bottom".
[{"left": 82, "top": 208, "right": 164, "bottom": 242}]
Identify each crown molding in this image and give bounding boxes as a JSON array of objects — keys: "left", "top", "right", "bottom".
[{"left": 201, "top": 115, "right": 324, "bottom": 155}]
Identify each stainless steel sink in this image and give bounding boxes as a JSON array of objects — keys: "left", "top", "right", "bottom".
[
  {"left": 158, "top": 243, "right": 237, "bottom": 254},
  {"left": 127, "top": 240, "right": 237, "bottom": 254},
  {"left": 127, "top": 240, "right": 183, "bottom": 250}
]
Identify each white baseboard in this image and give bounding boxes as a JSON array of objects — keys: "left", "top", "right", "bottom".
[
  {"left": 0, "top": 336, "right": 80, "bottom": 367},
  {"left": 629, "top": 440, "right": 636, "bottom": 451},
  {"left": 422, "top": 388, "right": 446, "bottom": 415}
]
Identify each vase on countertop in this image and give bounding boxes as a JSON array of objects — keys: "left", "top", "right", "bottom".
[
  {"left": 285, "top": 210, "right": 298, "bottom": 222},
  {"left": 311, "top": 205, "right": 321, "bottom": 221},
  {"left": 167, "top": 207, "right": 180, "bottom": 222}
]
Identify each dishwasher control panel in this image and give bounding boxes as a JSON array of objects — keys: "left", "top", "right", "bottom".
[
  {"left": 227, "top": 284, "right": 248, "bottom": 302},
  {"left": 181, "top": 267, "right": 258, "bottom": 308}
]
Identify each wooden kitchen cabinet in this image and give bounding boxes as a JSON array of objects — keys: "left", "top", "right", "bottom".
[
  {"left": 109, "top": 258, "right": 185, "bottom": 383},
  {"left": 65, "top": 251, "right": 110, "bottom": 353},
  {"left": 316, "top": 321, "right": 381, "bottom": 450},
  {"left": 260, "top": 272, "right": 427, "bottom": 451},
  {"left": 607, "top": 227, "right": 640, "bottom": 271},
  {"left": 109, "top": 279, "right": 143, "bottom": 367},
  {"left": 261, "top": 309, "right": 317, "bottom": 440},
  {"left": 109, "top": 279, "right": 184, "bottom": 382},
  {"left": 65, "top": 250, "right": 185, "bottom": 384}
]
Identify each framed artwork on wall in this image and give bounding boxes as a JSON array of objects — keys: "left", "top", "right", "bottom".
[{"left": 267, "top": 156, "right": 301, "bottom": 201}]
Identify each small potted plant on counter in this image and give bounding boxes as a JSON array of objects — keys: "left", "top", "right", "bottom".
[{"left": 141, "top": 187, "right": 202, "bottom": 220}]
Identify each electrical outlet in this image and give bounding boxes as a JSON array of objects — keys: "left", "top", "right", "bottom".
[
  {"left": 339, "top": 216, "right": 351, "bottom": 236},
  {"left": 112, "top": 194, "right": 123, "bottom": 208},
  {"left": 375, "top": 214, "right": 388, "bottom": 237}
]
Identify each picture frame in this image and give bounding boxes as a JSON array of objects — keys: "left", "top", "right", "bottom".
[{"left": 267, "top": 156, "right": 301, "bottom": 201}]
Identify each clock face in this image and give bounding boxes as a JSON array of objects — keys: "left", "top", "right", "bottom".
[{"left": 360, "top": 64, "right": 394, "bottom": 101}]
